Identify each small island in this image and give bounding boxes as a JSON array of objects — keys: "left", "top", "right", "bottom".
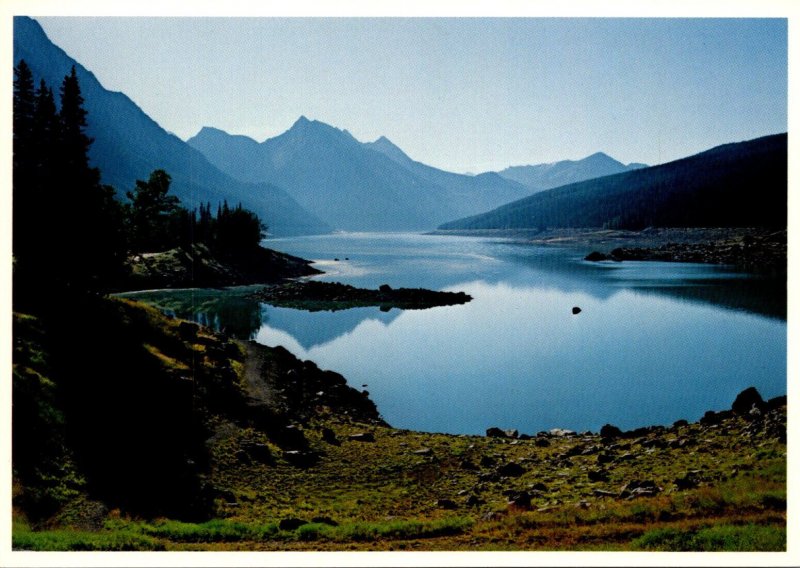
[{"left": 250, "top": 280, "right": 472, "bottom": 312}]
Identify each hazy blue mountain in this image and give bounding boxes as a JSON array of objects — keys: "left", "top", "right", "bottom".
[
  {"left": 188, "top": 120, "right": 533, "bottom": 232},
  {"left": 362, "top": 136, "right": 533, "bottom": 209},
  {"left": 498, "top": 152, "right": 646, "bottom": 191},
  {"left": 14, "top": 17, "right": 329, "bottom": 236},
  {"left": 439, "top": 134, "right": 787, "bottom": 232}
]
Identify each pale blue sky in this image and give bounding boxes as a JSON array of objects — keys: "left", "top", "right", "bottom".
[{"left": 36, "top": 17, "right": 787, "bottom": 172}]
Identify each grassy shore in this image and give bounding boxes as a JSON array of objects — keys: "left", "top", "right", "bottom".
[{"left": 12, "top": 299, "right": 786, "bottom": 551}]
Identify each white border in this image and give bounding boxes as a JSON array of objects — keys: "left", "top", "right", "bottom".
[{"left": 1, "top": 1, "right": 797, "bottom": 567}]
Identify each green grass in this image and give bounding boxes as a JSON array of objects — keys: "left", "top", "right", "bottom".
[
  {"left": 633, "top": 524, "right": 785, "bottom": 551},
  {"left": 13, "top": 525, "right": 163, "bottom": 551}
]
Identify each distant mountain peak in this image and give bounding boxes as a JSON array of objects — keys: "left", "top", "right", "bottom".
[{"left": 584, "top": 151, "right": 614, "bottom": 161}]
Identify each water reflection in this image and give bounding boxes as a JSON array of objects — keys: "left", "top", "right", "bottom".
[
  {"left": 120, "top": 287, "right": 265, "bottom": 340},
  {"left": 122, "top": 233, "right": 786, "bottom": 435}
]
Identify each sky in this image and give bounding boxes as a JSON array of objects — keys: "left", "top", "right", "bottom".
[{"left": 33, "top": 16, "right": 789, "bottom": 173}]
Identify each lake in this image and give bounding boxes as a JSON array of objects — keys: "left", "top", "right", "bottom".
[{"left": 123, "top": 232, "right": 786, "bottom": 435}]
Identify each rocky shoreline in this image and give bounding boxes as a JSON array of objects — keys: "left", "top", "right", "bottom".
[
  {"left": 433, "top": 227, "right": 786, "bottom": 274},
  {"left": 583, "top": 229, "right": 786, "bottom": 273},
  {"left": 122, "top": 243, "right": 321, "bottom": 290},
  {"left": 250, "top": 280, "right": 472, "bottom": 312}
]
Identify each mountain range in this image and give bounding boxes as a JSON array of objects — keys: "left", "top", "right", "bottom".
[
  {"left": 187, "top": 120, "right": 532, "bottom": 232},
  {"left": 13, "top": 16, "right": 330, "bottom": 237},
  {"left": 16, "top": 16, "right": 784, "bottom": 238},
  {"left": 439, "top": 133, "right": 787, "bottom": 232},
  {"left": 498, "top": 153, "right": 647, "bottom": 191}
]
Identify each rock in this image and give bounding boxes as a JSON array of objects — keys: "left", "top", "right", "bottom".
[
  {"left": 413, "top": 448, "right": 434, "bottom": 456},
  {"left": 465, "top": 495, "right": 485, "bottom": 507},
  {"left": 674, "top": 473, "right": 700, "bottom": 490},
  {"left": 273, "top": 424, "right": 308, "bottom": 449},
  {"left": 279, "top": 518, "right": 308, "bottom": 531},
  {"left": 673, "top": 419, "right": 689, "bottom": 428},
  {"left": 600, "top": 424, "right": 623, "bottom": 439},
  {"left": 534, "top": 438, "right": 551, "bottom": 448},
  {"left": 283, "top": 450, "right": 319, "bottom": 468},
  {"left": 572, "top": 306, "right": 582, "bottom": 315},
  {"left": 620, "top": 480, "right": 661, "bottom": 499},
  {"left": 379, "top": 284, "right": 393, "bottom": 293},
  {"left": 348, "top": 432, "right": 375, "bottom": 442},
  {"left": 311, "top": 516, "right": 338, "bottom": 526},
  {"left": 436, "top": 499, "right": 458, "bottom": 510},
  {"left": 506, "top": 491, "right": 532, "bottom": 510},
  {"left": 480, "top": 455, "right": 497, "bottom": 467},
  {"left": 592, "top": 489, "right": 616, "bottom": 498},
  {"left": 518, "top": 433, "right": 532, "bottom": 440},
  {"left": 597, "top": 452, "right": 614, "bottom": 465},
  {"left": 700, "top": 410, "right": 722, "bottom": 425},
  {"left": 242, "top": 442, "right": 273, "bottom": 464},
  {"left": 549, "top": 428, "right": 576, "bottom": 437},
  {"left": 766, "top": 395, "right": 787, "bottom": 410},
  {"left": 497, "top": 462, "right": 526, "bottom": 477},
  {"left": 504, "top": 429, "right": 520, "bottom": 439},
  {"left": 177, "top": 320, "right": 199, "bottom": 340},
  {"left": 529, "top": 482, "right": 548, "bottom": 492},
  {"left": 588, "top": 469, "right": 609, "bottom": 482},
  {"left": 486, "top": 427, "right": 509, "bottom": 438},
  {"left": 732, "top": 387, "right": 766, "bottom": 415},
  {"left": 585, "top": 251, "right": 609, "bottom": 261},
  {"left": 459, "top": 459, "right": 479, "bottom": 470},
  {"left": 321, "top": 427, "right": 339, "bottom": 445}
]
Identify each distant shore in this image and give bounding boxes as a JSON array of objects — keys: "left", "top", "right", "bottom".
[{"left": 431, "top": 227, "right": 786, "bottom": 273}]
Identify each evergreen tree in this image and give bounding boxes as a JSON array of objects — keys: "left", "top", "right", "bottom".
[
  {"left": 126, "top": 169, "right": 181, "bottom": 252},
  {"left": 13, "top": 61, "right": 128, "bottom": 304},
  {"left": 13, "top": 60, "right": 36, "bottom": 265}
]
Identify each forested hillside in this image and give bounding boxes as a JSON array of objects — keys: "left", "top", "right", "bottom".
[{"left": 439, "top": 134, "right": 787, "bottom": 231}]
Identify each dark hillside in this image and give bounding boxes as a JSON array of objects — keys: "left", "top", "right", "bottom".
[
  {"left": 14, "top": 17, "right": 329, "bottom": 236},
  {"left": 439, "top": 133, "right": 787, "bottom": 231}
]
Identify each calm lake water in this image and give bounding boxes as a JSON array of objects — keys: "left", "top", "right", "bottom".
[{"left": 123, "top": 233, "right": 786, "bottom": 435}]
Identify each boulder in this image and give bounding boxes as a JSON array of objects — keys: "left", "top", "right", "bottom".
[
  {"left": 436, "top": 498, "right": 458, "bottom": 510},
  {"left": 465, "top": 495, "right": 485, "bottom": 507},
  {"left": 767, "top": 395, "right": 787, "bottom": 410},
  {"left": 506, "top": 491, "right": 532, "bottom": 510},
  {"left": 348, "top": 432, "right": 375, "bottom": 442},
  {"left": 620, "top": 479, "right": 661, "bottom": 499},
  {"left": 242, "top": 442, "right": 273, "bottom": 464},
  {"left": 486, "top": 427, "right": 508, "bottom": 438},
  {"left": 496, "top": 462, "right": 526, "bottom": 477},
  {"left": 479, "top": 455, "right": 497, "bottom": 467},
  {"left": 282, "top": 450, "right": 319, "bottom": 468},
  {"left": 732, "top": 387, "right": 766, "bottom": 414},
  {"left": 177, "top": 320, "right": 199, "bottom": 340},
  {"left": 311, "top": 516, "right": 338, "bottom": 526},
  {"left": 321, "top": 427, "right": 339, "bottom": 445},
  {"left": 584, "top": 251, "right": 609, "bottom": 261},
  {"left": 672, "top": 419, "right": 689, "bottom": 428},
  {"left": 588, "top": 469, "right": 609, "bottom": 482},
  {"left": 600, "top": 424, "right": 623, "bottom": 439},
  {"left": 549, "top": 428, "right": 576, "bottom": 437}
]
